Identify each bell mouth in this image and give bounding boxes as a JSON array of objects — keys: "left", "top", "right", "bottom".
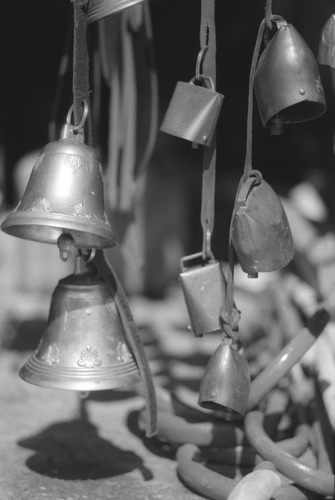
[
  {"left": 1, "top": 212, "right": 117, "bottom": 248},
  {"left": 198, "top": 400, "right": 244, "bottom": 419},
  {"left": 267, "top": 100, "right": 326, "bottom": 126}
]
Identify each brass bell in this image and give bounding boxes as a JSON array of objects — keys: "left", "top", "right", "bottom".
[
  {"left": 198, "top": 339, "right": 250, "bottom": 416},
  {"left": 317, "top": 14, "right": 335, "bottom": 68},
  {"left": 1, "top": 120, "right": 117, "bottom": 251},
  {"left": 86, "top": 0, "right": 145, "bottom": 23},
  {"left": 19, "top": 257, "right": 141, "bottom": 391},
  {"left": 231, "top": 171, "right": 294, "bottom": 277},
  {"left": 254, "top": 21, "right": 326, "bottom": 133}
]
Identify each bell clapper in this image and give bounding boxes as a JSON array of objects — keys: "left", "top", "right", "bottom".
[
  {"left": 78, "top": 391, "right": 90, "bottom": 399},
  {"left": 57, "top": 233, "right": 75, "bottom": 261}
]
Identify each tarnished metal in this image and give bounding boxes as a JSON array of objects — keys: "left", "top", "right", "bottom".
[
  {"left": 254, "top": 21, "right": 326, "bottom": 129},
  {"left": 231, "top": 172, "right": 294, "bottom": 277},
  {"left": 198, "top": 339, "right": 250, "bottom": 416},
  {"left": 317, "top": 14, "right": 335, "bottom": 68},
  {"left": 87, "top": 0, "right": 145, "bottom": 23},
  {"left": 1, "top": 122, "right": 117, "bottom": 249},
  {"left": 179, "top": 252, "right": 227, "bottom": 336},
  {"left": 160, "top": 77, "right": 224, "bottom": 147},
  {"left": 19, "top": 257, "right": 141, "bottom": 391}
]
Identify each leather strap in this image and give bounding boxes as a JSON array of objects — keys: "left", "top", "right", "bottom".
[{"left": 200, "top": 0, "right": 217, "bottom": 260}]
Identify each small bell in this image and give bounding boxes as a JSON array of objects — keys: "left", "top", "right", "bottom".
[
  {"left": 160, "top": 76, "right": 224, "bottom": 147},
  {"left": 198, "top": 339, "right": 250, "bottom": 417},
  {"left": 254, "top": 20, "right": 326, "bottom": 133},
  {"left": 19, "top": 257, "right": 141, "bottom": 391},
  {"left": 86, "top": 0, "right": 145, "bottom": 23},
  {"left": 317, "top": 14, "right": 335, "bottom": 68},
  {"left": 1, "top": 113, "right": 117, "bottom": 251},
  {"left": 231, "top": 171, "right": 294, "bottom": 277}
]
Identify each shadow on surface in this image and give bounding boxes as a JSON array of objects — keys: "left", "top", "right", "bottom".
[{"left": 18, "top": 417, "right": 153, "bottom": 481}]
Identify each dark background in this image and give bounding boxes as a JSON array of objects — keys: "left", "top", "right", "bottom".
[{"left": 1, "top": 0, "right": 335, "bottom": 265}]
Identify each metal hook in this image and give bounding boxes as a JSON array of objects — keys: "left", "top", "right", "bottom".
[
  {"left": 195, "top": 46, "right": 208, "bottom": 81},
  {"left": 66, "top": 99, "right": 89, "bottom": 133}
]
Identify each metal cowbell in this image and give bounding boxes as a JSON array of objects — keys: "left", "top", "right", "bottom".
[
  {"left": 160, "top": 77, "right": 224, "bottom": 147},
  {"left": 231, "top": 172, "right": 294, "bottom": 277},
  {"left": 254, "top": 21, "right": 326, "bottom": 131},
  {"left": 19, "top": 257, "right": 141, "bottom": 391},
  {"left": 1, "top": 123, "right": 117, "bottom": 251},
  {"left": 317, "top": 14, "right": 335, "bottom": 68},
  {"left": 198, "top": 340, "right": 250, "bottom": 417},
  {"left": 179, "top": 252, "right": 227, "bottom": 337}
]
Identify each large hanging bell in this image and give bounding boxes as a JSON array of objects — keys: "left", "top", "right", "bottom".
[
  {"left": 254, "top": 20, "right": 326, "bottom": 132},
  {"left": 231, "top": 171, "right": 294, "bottom": 277},
  {"left": 19, "top": 257, "right": 141, "bottom": 391},
  {"left": 198, "top": 339, "right": 250, "bottom": 417},
  {"left": 1, "top": 122, "right": 117, "bottom": 250},
  {"left": 86, "top": 0, "right": 145, "bottom": 23},
  {"left": 317, "top": 14, "right": 335, "bottom": 68}
]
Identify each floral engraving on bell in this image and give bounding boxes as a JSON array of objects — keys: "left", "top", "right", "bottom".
[
  {"left": 74, "top": 203, "right": 92, "bottom": 218},
  {"left": 117, "top": 342, "right": 132, "bottom": 362},
  {"left": 29, "top": 198, "right": 51, "bottom": 212},
  {"left": 41, "top": 343, "right": 60, "bottom": 365},
  {"left": 78, "top": 345, "right": 102, "bottom": 368},
  {"left": 33, "top": 153, "right": 45, "bottom": 171},
  {"left": 65, "top": 154, "right": 82, "bottom": 173}
]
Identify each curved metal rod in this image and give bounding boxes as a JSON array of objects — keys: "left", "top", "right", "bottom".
[
  {"left": 247, "top": 308, "right": 329, "bottom": 411},
  {"left": 244, "top": 411, "right": 335, "bottom": 496},
  {"left": 177, "top": 443, "right": 318, "bottom": 500},
  {"left": 203, "top": 423, "right": 310, "bottom": 466}
]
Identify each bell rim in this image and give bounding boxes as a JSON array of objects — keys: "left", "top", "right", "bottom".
[
  {"left": 0, "top": 211, "right": 117, "bottom": 248},
  {"left": 87, "top": 0, "right": 144, "bottom": 24},
  {"left": 20, "top": 355, "right": 141, "bottom": 391}
]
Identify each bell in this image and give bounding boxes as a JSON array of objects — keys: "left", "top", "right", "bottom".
[
  {"left": 179, "top": 252, "right": 227, "bottom": 337},
  {"left": 86, "top": 0, "right": 145, "bottom": 23},
  {"left": 254, "top": 21, "right": 326, "bottom": 132},
  {"left": 19, "top": 257, "right": 141, "bottom": 391},
  {"left": 231, "top": 171, "right": 294, "bottom": 277},
  {"left": 1, "top": 123, "right": 117, "bottom": 250},
  {"left": 198, "top": 339, "right": 250, "bottom": 416},
  {"left": 317, "top": 14, "right": 335, "bottom": 68},
  {"left": 160, "top": 77, "right": 224, "bottom": 147}
]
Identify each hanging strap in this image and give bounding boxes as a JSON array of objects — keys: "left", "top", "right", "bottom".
[
  {"left": 200, "top": 0, "right": 217, "bottom": 260},
  {"left": 93, "top": 250, "right": 157, "bottom": 437},
  {"left": 72, "top": 0, "right": 92, "bottom": 145}
]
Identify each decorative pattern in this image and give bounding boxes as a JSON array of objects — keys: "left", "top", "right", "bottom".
[
  {"left": 29, "top": 198, "right": 51, "bottom": 212},
  {"left": 41, "top": 343, "right": 60, "bottom": 365},
  {"left": 117, "top": 342, "right": 133, "bottom": 363},
  {"left": 78, "top": 346, "right": 102, "bottom": 368},
  {"left": 74, "top": 203, "right": 92, "bottom": 218},
  {"left": 64, "top": 154, "right": 82, "bottom": 173}
]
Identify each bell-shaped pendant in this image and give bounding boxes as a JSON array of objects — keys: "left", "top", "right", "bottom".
[
  {"left": 231, "top": 171, "right": 294, "bottom": 277},
  {"left": 87, "top": 0, "right": 145, "bottom": 23},
  {"left": 317, "top": 14, "right": 335, "bottom": 68},
  {"left": 1, "top": 121, "right": 117, "bottom": 251},
  {"left": 254, "top": 20, "right": 326, "bottom": 132},
  {"left": 19, "top": 257, "right": 141, "bottom": 391},
  {"left": 198, "top": 339, "right": 250, "bottom": 417}
]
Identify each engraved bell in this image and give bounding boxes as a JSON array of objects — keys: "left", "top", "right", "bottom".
[
  {"left": 231, "top": 171, "right": 294, "bottom": 277},
  {"left": 19, "top": 257, "right": 141, "bottom": 391},
  {"left": 86, "top": 0, "right": 145, "bottom": 23},
  {"left": 1, "top": 114, "right": 117, "bottom": 251},
  {"left": 254, "top": 21, "right": 326, "bottom": 133},
  {"left": 317, "top": 14, "right": 335, "bottom": 68},
  {"left": 198, "top": 339, "right": 250, "bottom": 417}
]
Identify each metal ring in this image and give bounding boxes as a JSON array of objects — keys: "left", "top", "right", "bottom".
[
  {"left": 66, "top": 99, "right": 89, "bottom": 132},
  {"left": 195, "top": 46, "right": 208, "bottom": 80}
]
